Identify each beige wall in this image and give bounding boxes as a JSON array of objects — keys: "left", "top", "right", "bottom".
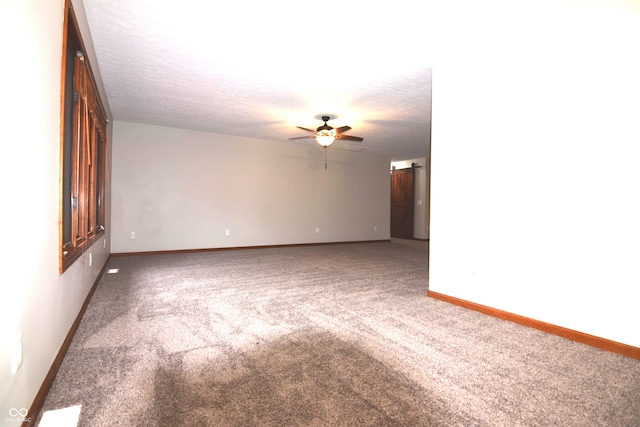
[
  {"left": 111, "top": 121, "right": 391, "bottom": 253},
  {"left": 0, "top": 0, "right": 112, "bottom": 421},
  {"left": 429, "top": 0, "right": 640, "bottom": 347}
]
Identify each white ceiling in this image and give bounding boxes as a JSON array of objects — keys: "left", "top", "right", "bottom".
[{"left": 82, "top": 0, "right": 433, "bottom": 161}]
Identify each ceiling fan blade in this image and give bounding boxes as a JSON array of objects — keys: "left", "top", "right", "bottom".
[
  {"left": 296, "top": 126, "right": 317, "bottom": 133},
  {"left": 335, "top": 125, "right": 352, "bottom": 134},
  {"left": 336, "top": 135, "right": 364, "bottom": 142},
  {"left": 289, "top": 136, "right": 316, "bottom": 140}
]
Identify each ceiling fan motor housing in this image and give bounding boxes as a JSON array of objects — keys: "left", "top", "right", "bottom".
[{"left": 317, "top": 116, "right": 333, "bottom": 132}]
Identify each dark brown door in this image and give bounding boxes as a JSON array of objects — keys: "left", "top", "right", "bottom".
[{"left": 390, "top": 168, "right": 415, "bottom": 239}]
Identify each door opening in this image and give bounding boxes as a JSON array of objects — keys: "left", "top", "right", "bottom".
[{"left": 390, "top": 167, "right": 415, "bottom": 239}]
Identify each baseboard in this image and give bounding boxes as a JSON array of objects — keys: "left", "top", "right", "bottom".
[
  {"left": 111, "top": 240, "right": 392, "bottom": 257},
  {"left": 427, "top": 290, "right": 640, "bottom": 361},
  {"left": 23, "top": 257, "right": 111, "bottom": 426}
]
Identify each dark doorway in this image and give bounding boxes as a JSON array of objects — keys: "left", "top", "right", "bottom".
[{"left": 390, "top": 167, "right": 415, "bottom": 239}]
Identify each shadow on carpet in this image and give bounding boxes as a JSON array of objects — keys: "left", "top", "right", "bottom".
[{"left": 150, "top": 329, "right": 456, "bottom": 426}]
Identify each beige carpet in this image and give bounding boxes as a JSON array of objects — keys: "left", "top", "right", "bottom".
[{"left": 37, "top": 240, "right": 640, "bottom": 426}]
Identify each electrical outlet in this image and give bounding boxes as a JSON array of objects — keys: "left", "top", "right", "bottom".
[
  {"left": 315, "top": 227, "right": 320, "bottom": 234},
  {"left": 225, "top": 229, "right": 230, "bottom": 236},
  {"left": 89, "top": 253, "right": 93, "bottom": 266},
  {"left": 130, "top": 232, "right": 136, "bottom": 240},
  {"left": 374, "top": 226, "right": 378, "bottom": 232},
  {"left": 11, "top": 332, "right": 22, "bottom": 374}
]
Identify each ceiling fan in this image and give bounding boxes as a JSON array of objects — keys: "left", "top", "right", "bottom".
[{"left": 289, "top": 115, "right": 364, "bottom": 148}]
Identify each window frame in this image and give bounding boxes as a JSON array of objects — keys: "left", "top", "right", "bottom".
[{"left": 59, "top": 3, "right": 108, "bottom": 273}]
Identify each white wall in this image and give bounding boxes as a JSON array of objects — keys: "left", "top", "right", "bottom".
[
  {"left": 111, "top": 121, "right": 391, "bottom": 253},
  {"left": 0, "top": 0, "right": 112, "bottom": 423},
  {"left": 429, "top": 0, "right": 640, "bottom": 347},
  {"left": 391, "top": 158, "right": 430, "bottom": 240}
]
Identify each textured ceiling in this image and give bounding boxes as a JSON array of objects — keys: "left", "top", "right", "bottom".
[{"left": 82, "top": 0, "right": 433, "bottom": 161}]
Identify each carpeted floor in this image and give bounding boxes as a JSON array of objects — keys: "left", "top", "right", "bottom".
[{"left": 37, "top": 240, "right": 640, "bottom": 426}]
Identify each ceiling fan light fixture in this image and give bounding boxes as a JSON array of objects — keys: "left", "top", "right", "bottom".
[{"left": 315, "top": 131, "right": 335, "bottom": 147}]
